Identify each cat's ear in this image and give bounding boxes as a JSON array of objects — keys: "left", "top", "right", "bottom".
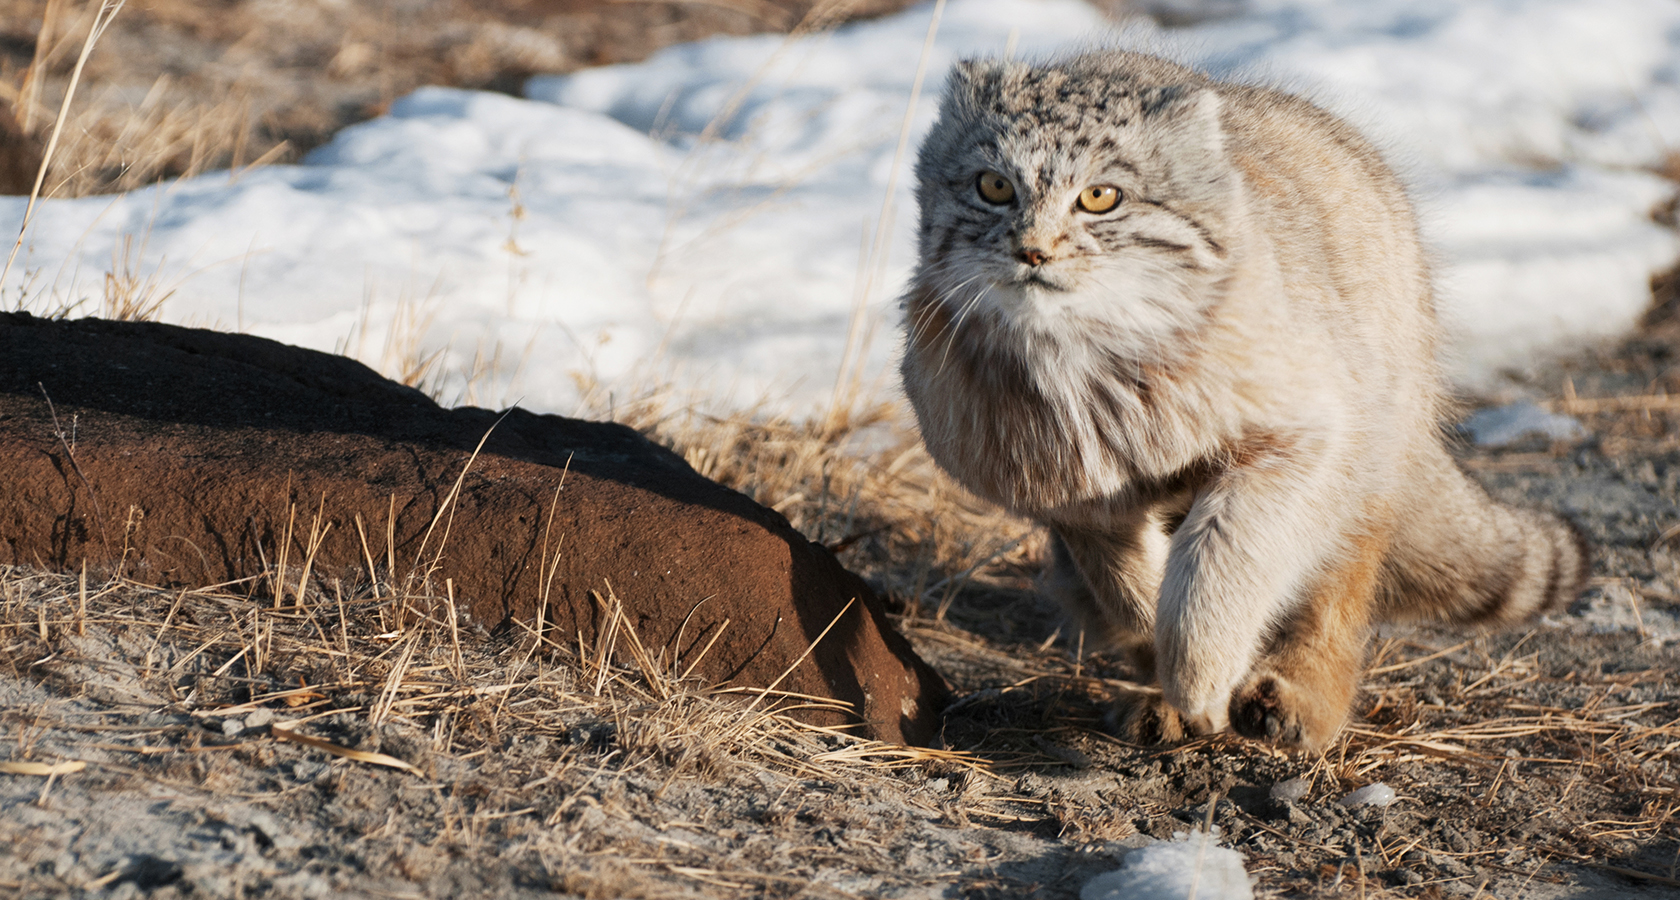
[
  {"left": 948, "top": 58, "right": 987, "bottom": 86},
  {"left": 1145, "top": 87, "right": 1230, "bottom": 208},
  {"left": 945, "top": 59, "right": 999, "bottom": 101},
  {"left": 1141, "top": 86, "right": 1225, "bottom": 158},
  {"left": 940, "top": 58, "right": 1003, "bottom": 123}
]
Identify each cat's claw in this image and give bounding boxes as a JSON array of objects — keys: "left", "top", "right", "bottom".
[
  {"left": 1104, "top": 686, "right": 1192, "bottom": 745},
  {"left": 1228, "top": 674, "right": 1343, "bottom": 752}
]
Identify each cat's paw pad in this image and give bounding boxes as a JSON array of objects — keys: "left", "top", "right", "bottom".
[
  {"left": 1229, "top": 675, "right": 1343, "bottom": 751},
  {"left": 1104, "top": 686, "right": 1190, "bottom": 745}
]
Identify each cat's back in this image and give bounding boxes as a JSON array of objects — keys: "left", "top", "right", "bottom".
[{"left": 1212, "top": 75, "right": 1439, "bottom": 399}]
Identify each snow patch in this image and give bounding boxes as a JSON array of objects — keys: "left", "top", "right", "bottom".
[
  {"left": 1268, "top": 777, "right": 1309, "bottom": 803},
  {"left": 1081, "top": 829, "right": 1254, "bottom": 900},
  {"left": 1339, "top": 783, "right": 1397, "bottom": 809},
  {"left": 1569, "top": 581, "right": 1680, "bottom": 644}
]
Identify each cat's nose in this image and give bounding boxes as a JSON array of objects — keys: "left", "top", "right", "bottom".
[{"left": 1017, "top": 247, "right": 1050, "bottom": 267}]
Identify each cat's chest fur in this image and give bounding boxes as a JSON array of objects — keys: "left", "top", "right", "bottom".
[{"left": 900, "top": 286, "right": 1257, "bottom": 515}]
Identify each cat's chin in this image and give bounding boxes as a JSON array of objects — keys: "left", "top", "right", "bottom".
[{"left": 987, "top": 279, "right": 1113, "bottom": 332}]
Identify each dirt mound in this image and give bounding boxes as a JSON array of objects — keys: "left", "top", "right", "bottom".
[{"left": 0, "top": 311, "right": 948, "bottom": 744}]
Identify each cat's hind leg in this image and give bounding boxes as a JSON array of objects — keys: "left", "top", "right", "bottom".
[
  {"left": 1046, "top": 517, "right": 1191, "bottom": 743},
  {"left": 1045, "top": 519, "right": 1169, "bottom": 665}
]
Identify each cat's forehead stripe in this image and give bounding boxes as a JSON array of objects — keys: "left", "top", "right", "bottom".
[{"left": 973, "top": 78, "right": 1146, "bottom": 146}]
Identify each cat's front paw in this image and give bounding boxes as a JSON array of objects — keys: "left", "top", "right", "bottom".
[
  {"left": 1228, "top": 673, "right": 1346, "bottom": 752},
  {"left": 1104, "top": 686, "right": 1195, "bottom": 745}
]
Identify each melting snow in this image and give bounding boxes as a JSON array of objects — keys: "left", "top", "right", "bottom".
[{"left": 1082, "top": 829, "right": 1254, "bottom": 900}]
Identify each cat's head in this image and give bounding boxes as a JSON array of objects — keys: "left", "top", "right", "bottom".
[{"left": 908, "top": 52, "right": 1237, "bottom": 347}]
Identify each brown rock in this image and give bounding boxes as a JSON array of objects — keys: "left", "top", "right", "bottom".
[{"left": 0, "top": 312, "right": 948, "bottom": 745}]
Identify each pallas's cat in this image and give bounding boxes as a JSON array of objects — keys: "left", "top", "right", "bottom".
[{"left": 899, "top": 52, "right": 1587, "bottom": 751}]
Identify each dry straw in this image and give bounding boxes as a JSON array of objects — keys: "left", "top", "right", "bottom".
[
  {"left": 0, "top": 562, "right": 983, "bottom": 783},
  {"left": 1, "top": 0, "right": 128, "bottom": 296}
]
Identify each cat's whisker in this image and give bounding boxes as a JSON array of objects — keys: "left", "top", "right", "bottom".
[
  {"left": 906, "top": 272, "right": 983, "bottom": 351},
  {"left": 933, "top": 279, "right": 991, "bottom": 378}
]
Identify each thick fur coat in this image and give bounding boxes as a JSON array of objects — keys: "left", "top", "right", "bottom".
[{"left": 899, "top": 52, "right": 1587, "bottom": 750}]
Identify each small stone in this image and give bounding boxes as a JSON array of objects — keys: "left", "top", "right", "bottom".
[
  {"left": 1269, "top": 777, "right": 1309, "bottom": 803},
  {"left": 244, "top": 708, "right": 275, "bottom": 729},
  {"left": 219, "top": 718, "right": 245, "bottom": 737},
  {"left": 1339, "top": 783, "right": 1396, "bottom": 808},
  {"left": 1460, "top": 402, "right": 1585, "bottom": 448}
]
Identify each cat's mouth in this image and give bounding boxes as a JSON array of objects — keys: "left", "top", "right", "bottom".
[{"left": 1012, "top": 270, "right": 1069, "bottom": 291}]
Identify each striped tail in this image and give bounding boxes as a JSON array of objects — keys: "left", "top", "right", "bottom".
[{"left": 1377, "top": 446, "right": 1589, "bottom": 626}]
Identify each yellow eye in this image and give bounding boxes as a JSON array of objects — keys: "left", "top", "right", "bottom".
[
  {"left": 976, "top": 171, "right": 1015, "bottom": 205},
  {"left": 1077, "top": 184, "right": 1122, "bottom": 214}
]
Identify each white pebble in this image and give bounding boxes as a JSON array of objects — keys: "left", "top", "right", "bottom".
[
  {"left": 1339, "top": 783, "right": 1397, "bottom": 808},
  {"left": 1460, "top": 402, "right": 1584, "bottom": 448}
]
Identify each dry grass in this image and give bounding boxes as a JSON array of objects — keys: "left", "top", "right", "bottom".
[
  {"left": 913, "top": 619, "right": 1680, "bottom": 896},
  {"left": 34, "top": 75, "right": 278, "bottom": 197},
  {"left": 0, "top": 558, "right": 1011, "bottom": 895},
  {"left": 0, "top": 565, "right": 936, "bottom": 778},
  {"left": 2, "top": 225, "right": 186, "bottom": 322},
  {"left": 0, "top": 0, "right": 273, "bottom": 199}
]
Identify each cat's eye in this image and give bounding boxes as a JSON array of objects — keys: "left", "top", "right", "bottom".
[
  {"left": 976, "top": 171, "right": 1015, "bottom": 205},
  {"left": 1077, "top": 185, "right": 1122, "bottom": 214}
]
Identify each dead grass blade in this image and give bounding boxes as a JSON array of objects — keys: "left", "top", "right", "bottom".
[
  {"left": 825, "top": 0, "right": 947, "bottom": 432},
  {"left": 0, "top": 759, "right": 87, "bottom": 776},
  {"left": 1, "top": 0, "right": 127, "bottom": 294},
  {"left": 271, "top": 724, "right": 418, "bottom": 774}
]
